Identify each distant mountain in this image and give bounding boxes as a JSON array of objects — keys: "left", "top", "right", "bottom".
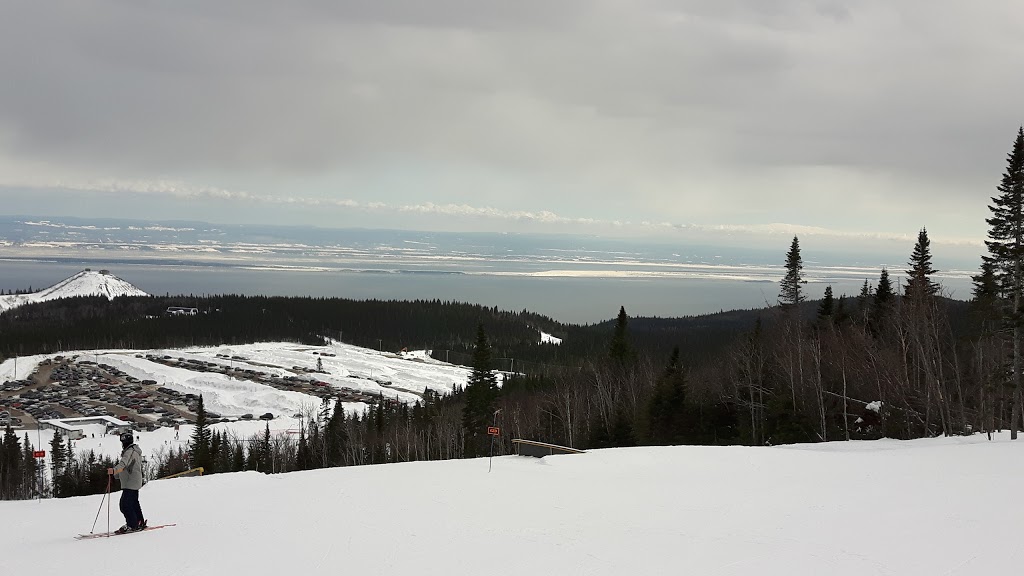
[{"left": 0, "top": 269, "right": 148, "bottom": 313}]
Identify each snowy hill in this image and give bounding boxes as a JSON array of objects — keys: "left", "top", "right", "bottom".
[
  {"left": 3, "top": 435, "right": 1023, "bottom": 575},
  {"left": 0, "top": 269, "right": 148, "bottom": 313}
]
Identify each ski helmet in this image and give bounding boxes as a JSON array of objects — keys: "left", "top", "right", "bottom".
[{"left": 120, "top": 431, "right": 134, "bottom": 446}]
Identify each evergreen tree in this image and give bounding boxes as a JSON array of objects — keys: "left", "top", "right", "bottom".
[
  {"left": 608, "top": 306, "right": 633, "bottom": 364},
  {"left": 190, "top": 395, "right": 213, "bottom": 471},
  {"left": 461, "top": 323, "right": 499, "bottom": 457},
  {"left": 905, "top": 227, "right": 939, "bottom": 298},
  {"left": 231, "top": 442, "right": 245, "bottom": 472},
  {"left": 872, "top": 268, "right": 895, "bottom": 327},
  {"left": 983, "top": 127, "right": 1024, "bottom": 438},
  {"left": 779, "top": 236, "right": 806, "bottom": 308},
  {"left": 324, "top": 401, "right": 347, "bottom": 466},
  {"left": 209, "top": 430, "right": 221, "bottom": 474},
  {"left": 1, "top": 426, "right": 21, "bottom": 499},
  {"left": 972, "top": 259, "right": 1002, "bottom": 326},
  {"left": 259, "top": 423, "right": 272, "bottom": 473},
  {"left": 49, "top": 430, "right": 66, "bottom": 497},
  {"left": 818, "top": 285, "right": 835, "bottom": 321},
  {"left": 23, "top": 434, "right": 38, "bottom": 499},
  {"left": 295, "top": 425, "right": 311, "bottom": 471},
  {"left": 647, "top": 347, "right": 688, "bottom": 445},
  {"left": 857, "top": 279, "right": 873, "bottom": 323}
]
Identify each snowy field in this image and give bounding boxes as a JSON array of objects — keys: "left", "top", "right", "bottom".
[{"left": 2, "top": 434, "right": 1021, "bottom": 575}]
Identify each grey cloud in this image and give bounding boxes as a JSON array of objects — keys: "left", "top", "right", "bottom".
[{"left": 0, "top": 1, "right": 1021, "bottom": 232}]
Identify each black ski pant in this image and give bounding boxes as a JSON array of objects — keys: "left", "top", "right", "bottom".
[{"left": 119, "top": 488, "right": 145, "bottom": 529}]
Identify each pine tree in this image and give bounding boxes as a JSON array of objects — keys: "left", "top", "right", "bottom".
[
  {"left": 647, "top": 347, "right": 688, "bottom": 445},
  {"left": 983, "top": 127, "right": 1024, "bottom": 438},
  {"left": 461, "top": 323, "right": 499, "bottom": 457},
  {"left": 872, "top": 268, "right": 895, "bottom": 328},
  {"left": 324, "top": 401, "right": 347, "bottom": 466},
  {"left": 295, "top": 425, "right": 311, "bottom": 471},
  {"left": 608, "top": 306, "right": 633, "bottom": 364},
  {"left": 818, "top": 285, "right": 835, "bottom": 321},
  {"left": 779, "top": 236, "right": 806, "bottom": 308},
  {"left": 231, "top": 443, "right": 245, "bottom": 472},
  {"left": 259, "top": 423, "right": 271, "bottom": 473},
  {"left": 906, "top": 227, "right": 939, "bottom": 298},
  {"left": 23, "top": 434, "right": 38, "bottom": 499},
  {"left": 209, "top": 430, "right": 221, "bottom": 474},
  {"left": 857, "top": 279, "right": 873, "bottom": 323},
  {"left": 972, "top": 259, "right": 1001, "bottom": 326},
  {"left": 190, "top": 395, "right": 212, "bottom": 471},
  {"left": 49, "top": 430, "right": 66, "bottom": 497},
  {"left": 1, "top": 426, "right": 21, "bottom": 499}
]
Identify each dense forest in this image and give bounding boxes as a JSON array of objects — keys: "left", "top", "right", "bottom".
[{"left": 3, "top": 127, "right": 1024, "bottom": 500}]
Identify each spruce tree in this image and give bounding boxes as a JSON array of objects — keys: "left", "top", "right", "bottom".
[
  {"left": 872, "top": 268, "right": 895, "bottom": 328},
  {"left": 647, "top": 347, "right": 688, "bottom": 445},
  {"left": 906, "top": 227, "right": 939, "bottom": 298},
  {"left": 324, "top": 401, "right": 347, "bottom": 466},
  {"left": 23, "top": 434, "right": 37, "bottom": 498},
  {"left": 984, "top": 126, "right": 1024, "bottom": 438},
  {"left": 461, "top": 323, "right": 499, "bottom": 457},
  {"left": 818, "top": 285, "right": 835, "bottom": 321},
  {"left": 857, "top": 279, "right": 873, "bottom": 323},
  {"left": 295, "top": 426, "right": 310, "bottom": 471},
  {"left": 608, "top": 306, "right": 633, "bottom": 364},
  {"left": 190, "top": 395, "right": 212, "bottom": 471},
  {"left": 231, "top": 443, "right": 245, "bottom": 472},
  {"left": 972, "top": 259, "right": 1001, "bottom": 327},
  {"left": 259, "top": 423, "right": 271, "bottom": 473},
  {"left": 1, "top": 426, "right": 20, "bottom": 499},
  {"left": 209, "top": 430, "right": 221, "bottom": 474},
  {"left": 49, "top": 430, "right": 66, "bottom": 497},
  {"left": 779, "top": 236, "right": 806, "bottom": 308}
]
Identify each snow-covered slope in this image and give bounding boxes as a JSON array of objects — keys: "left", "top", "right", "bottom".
[
  {"left": 3, "top": 435, "right": 1023, "bottom": 575},
  {"left": 0, "top": 269, "right": 148, "bottom": 313}
]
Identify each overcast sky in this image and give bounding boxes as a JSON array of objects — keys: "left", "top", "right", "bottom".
[{"left": 1, "top": 1, "right": 1021, "bottom": 259}]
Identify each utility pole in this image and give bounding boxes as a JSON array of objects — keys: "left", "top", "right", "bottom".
[{"left": 488, "top": 409, "right": 502, "bottom": 473}]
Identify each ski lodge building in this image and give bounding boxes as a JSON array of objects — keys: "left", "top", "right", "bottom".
[{"left": 39, "top": 416, "right": 133, "bottom": 440}]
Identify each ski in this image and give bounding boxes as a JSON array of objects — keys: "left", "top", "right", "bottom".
[{"left": 75, "top": 523, "right": 176, "bottom": 540}]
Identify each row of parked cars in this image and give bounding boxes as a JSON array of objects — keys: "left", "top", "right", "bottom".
[
  {"left": 1, "top": 379, "right": 30, "bottom": 393},
  {"left": 145, "top": 352, "right": 380, "bottom": 405},
  {"left": 0, "top": 409, "right": 23, "bottom": 427}
]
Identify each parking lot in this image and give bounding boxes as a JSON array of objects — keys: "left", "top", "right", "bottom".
[{"left": 0, "top": 353, "right": 381, "bottom": 431}]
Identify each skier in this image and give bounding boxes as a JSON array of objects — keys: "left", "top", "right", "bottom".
[{"left": 107, "top": 432, "right": 147, "bottom": 534}]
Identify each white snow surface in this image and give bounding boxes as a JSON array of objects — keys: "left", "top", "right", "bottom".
[
  {"left": 3, "top": 434, "right": 1023, "bottom": 575},
  {"left": 540, "top": 330, "right": 562, "bottom": 345},
  {"left": 0, "top": 269, "right": 147, "bottom": 313}
]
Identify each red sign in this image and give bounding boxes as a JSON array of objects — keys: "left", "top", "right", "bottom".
[
  {"left": 487, "top": 426, "right": 500, "bottom": 436},
  {"left": 32, "top": 450, "right": 45, "bottom": 458}
]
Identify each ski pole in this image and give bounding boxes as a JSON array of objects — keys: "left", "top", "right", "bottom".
[{"left": 90, "top": 475, "right": 110, "bottom": 534}]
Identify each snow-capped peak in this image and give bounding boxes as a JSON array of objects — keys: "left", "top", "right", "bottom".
[{"left": 0, "top": 269, "right": 148, "bottom": 313}]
